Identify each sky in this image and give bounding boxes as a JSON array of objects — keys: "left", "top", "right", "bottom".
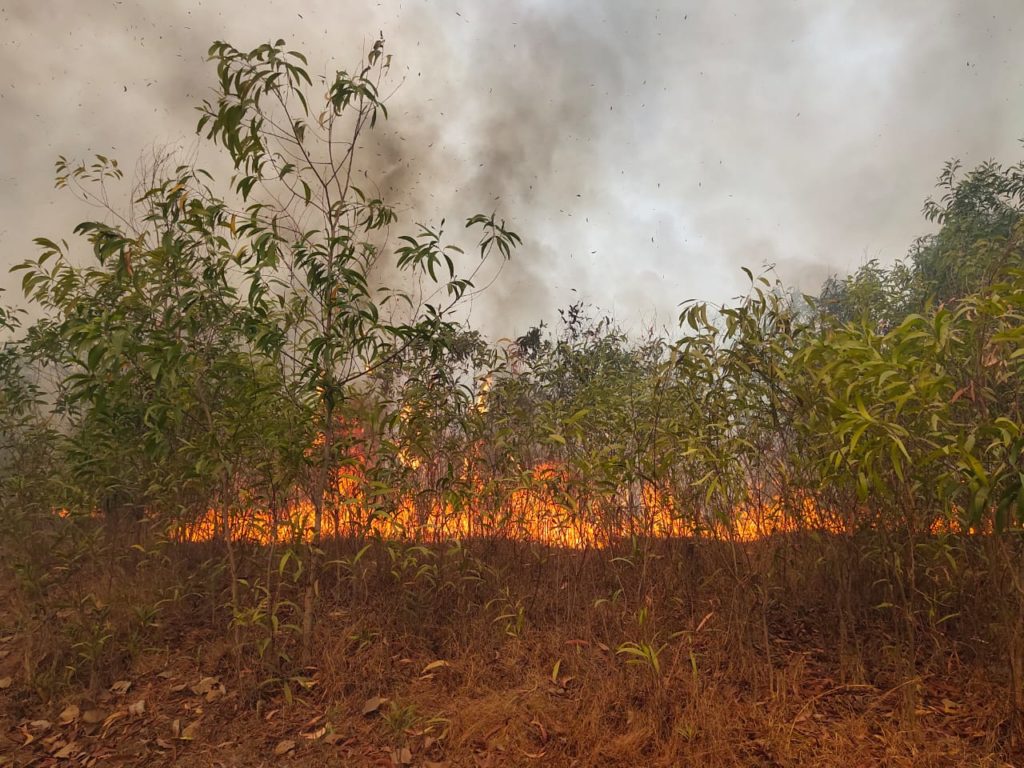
[{"left": 1, "top": 0, "right": 1023, "bottom": 339}]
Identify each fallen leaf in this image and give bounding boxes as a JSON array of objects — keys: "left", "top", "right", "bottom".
[
  {"left": 0, "top": 676, "right": 11, "bottom": 689},
  {"left": 301, "top": 725, "right": 327, "bottom": 740},
  {"left": 299, "top": 714, "right": 324, "bottom": 729},
  {"left": 82, "top": 709, "right": 107, "bottom": 724},
  {"left": 110, "top": 680, "right": 131, "bottom": 694},
  {"left": 128, "top": 700, "right": 146, "bottom": 716},
  {"left": 361, "top": 695, "right": 388, "bottom": 716},
  {"left": 53, "top": 742, "right": 79, "bottom": 759},
  {"left": 206, "top": 686, "right": 225, "bottom": 702},
  {"left": 180, "top": 720, "right": 200, "bottom": 740},
  {"left": 29, "top": 720, "right": 52, "bottom": 731},
  {"left": 421, "top": 660, "right": 450, "bottom": 674},
  {"left": 40, "top": 735, "right": 62, "bottom": 751},
  {"left": 191, "top": 676, "right": 219, "bottom": 695},
  {"left": 102, "top": 710, "right": 127, "bottom": 731},
  {"left": 274, "top": 739, "right": 296, "bottom": 756},
  {"left": 58, "top": 705, "right": 80, "bottom": 725}
]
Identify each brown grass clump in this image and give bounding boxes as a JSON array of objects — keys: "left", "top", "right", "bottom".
[{"left": 0, "top": 535, "right": 1018, "bottom": 767}]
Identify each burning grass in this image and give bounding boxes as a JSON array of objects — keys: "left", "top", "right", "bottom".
[{"left": 169, "top": 456, "right": 907, "bottom": 549}]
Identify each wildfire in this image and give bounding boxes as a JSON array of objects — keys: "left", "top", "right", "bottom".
[
  {"left": 172, "top": 453, "right": 849, "bottom": 548},
  {"left": 167, "top": 412, "right": 986, "bottom": 548}
]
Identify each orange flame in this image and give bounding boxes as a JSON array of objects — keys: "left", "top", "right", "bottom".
[{"left": 172, "top": 452, "right": 849, "bottom": 548}]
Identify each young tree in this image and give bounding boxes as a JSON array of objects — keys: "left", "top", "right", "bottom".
[{"left": 196, "top": 37, "right": 520, "bottom": 654}]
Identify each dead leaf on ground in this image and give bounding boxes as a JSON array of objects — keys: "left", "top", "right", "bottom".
[
  {"left": 274, "top": 739, "right": 296, "bottom": 756},
  {"left": 391, "top": 746, "right": 413, "bottom": 765},
  {"left": 58, "top": 705, "right": 80, "bottom": 725},
  {"left": 52, "top": 742, "right": 79, "bottom": 759},
  {"left": 361, "top": 695, "right": 388, "bottom": 716},
  {"left": 180, "top": 720, "right": 200, "bottom": 740},
  {"left": 110, "top": 680, "right": 131, "bottom": 694},
  {"left": 0, "top": 676, "right": 11, "bottom": 689},
  {"left": 101, "top": 710, "right": 127, "bottom": 732},
  {"left": 128, "top": 700, "right": 146, "bottom": 716},
  {"left": 82, "top": 709, "right": 107, "bottom": 724},
  {"left": 190, "top": 676, "right": 219, "bottom": 695},
  {"left": 422, "top": 660, "right": 450, "bottom": 674},
  {"left": 18, "top": 725, "right": 35, "bottom": 746}
]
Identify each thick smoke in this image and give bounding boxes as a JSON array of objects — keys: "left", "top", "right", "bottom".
[{"left": 2, "top": 1, "right": 1023, "bottom": 338}]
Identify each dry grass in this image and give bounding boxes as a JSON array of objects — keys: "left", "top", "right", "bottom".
[{"left": 0, "top": 536, "right": 1017, "bottom": 767}]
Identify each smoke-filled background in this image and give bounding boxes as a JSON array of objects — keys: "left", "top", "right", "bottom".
[{"left": 2, "top": 0, "right": 1022, "bottom": 338}]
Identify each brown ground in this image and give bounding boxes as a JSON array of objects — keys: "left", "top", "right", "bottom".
[{"left": 0, "top": 538, "right": 1017, "bottom": 767}]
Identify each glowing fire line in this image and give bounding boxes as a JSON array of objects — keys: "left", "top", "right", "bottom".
[{"left": 172, "top": 459, "right": 861, "bottom": 547}]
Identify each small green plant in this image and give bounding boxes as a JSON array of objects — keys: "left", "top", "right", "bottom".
[
  {"left": 487, "top": 587, "right": 527, "bottom": 638},
  {"left": 388, "top": 542, "right": 439, "bottom": 589},
  {"left": 69, "top": 597, "right": 114, "bottom": 690},
  {"left": 593, "top": 587, "right": 624, "bottom": 608},
  {"left": 382, "top": 701, "right": 420, "bottom": 743},
  {"left": 616, "top": 639, "right": 667, "bottom": 680},
  {"left": 347, "top": 626, "right": 381, "bottom": 653}
]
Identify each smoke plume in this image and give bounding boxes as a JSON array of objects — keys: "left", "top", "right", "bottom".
[{"left": 2, "top": 1, "right": 1022, "bottom": 337}]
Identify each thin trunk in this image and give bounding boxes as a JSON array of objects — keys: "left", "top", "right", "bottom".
[
  {"left": 221, "top": 476, "right": 242, "bottom": 676},
  {"left": 301, "top": 416, "right": 333, "bottom": 662}
]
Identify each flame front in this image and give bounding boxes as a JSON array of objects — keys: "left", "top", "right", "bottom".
[
  {"left": 170, "top": 406, "right": 985, "bottom": 547},
  {"left": 173, "top": 452, "right": 854, "bottom": 547}
]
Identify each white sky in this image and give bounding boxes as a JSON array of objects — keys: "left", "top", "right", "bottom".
[{"left": 2, "top": 0, "right": 1023, "bottom": 338}]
